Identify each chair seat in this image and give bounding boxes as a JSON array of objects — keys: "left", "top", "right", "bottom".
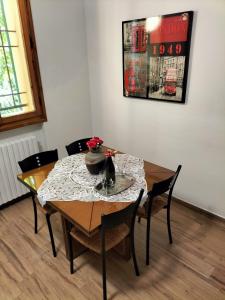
[
  {"left": 70, "top": 223, "right": 130, "bottom": 254},
  {"left": 137, "top": 195, "right": 167, "bottom": 218}
]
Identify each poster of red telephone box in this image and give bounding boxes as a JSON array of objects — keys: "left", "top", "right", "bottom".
[{"left": 122, "top": 11, "right": 193, "bottom": 103}]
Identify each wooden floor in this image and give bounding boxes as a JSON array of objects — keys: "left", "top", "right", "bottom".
[{"left": 0, "top": 198, "right": 225, "bottom": 300}]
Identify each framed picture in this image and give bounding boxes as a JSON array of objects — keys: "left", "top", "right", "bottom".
[{"left": 122, "top": 11, "right": 193, "bottom": 103}]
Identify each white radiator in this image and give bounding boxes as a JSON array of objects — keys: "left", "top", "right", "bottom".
[{"left": 0, "top": 136, "right": 39, "bottom": 205}]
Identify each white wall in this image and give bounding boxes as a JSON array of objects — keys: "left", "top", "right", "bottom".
[
  {"left": 30, "top": 0, "right": 92, "bottom": 157},
  {"left": 1, "top": 0, "right": 225, "bottom": 218},
  {"left": 84, "top": 0, "right": 225, "bottom": 217}
]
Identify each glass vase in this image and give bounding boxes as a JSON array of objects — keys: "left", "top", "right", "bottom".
[{"left": 85, "top": 147, "right": 105, "bottom": 175}]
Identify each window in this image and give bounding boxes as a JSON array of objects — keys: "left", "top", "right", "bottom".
[{"left": 0, "top": 0, "right": 46, "bottom": 132}]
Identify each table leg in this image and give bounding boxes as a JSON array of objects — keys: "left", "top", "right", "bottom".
[{"left": 61, "top": 216, "right": 87, "bottom": 260}]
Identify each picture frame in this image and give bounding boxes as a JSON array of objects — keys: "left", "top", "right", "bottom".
[{"left": 122, "top": 11, "right": 193, "bottom": 103}]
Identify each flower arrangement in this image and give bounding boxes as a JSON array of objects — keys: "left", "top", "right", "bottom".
[
  {"left": 105, "top": 149, "right": 117, "bottom": 157},
  {"left": 86, "top": 137, "right": 103, "bottom": 152}
]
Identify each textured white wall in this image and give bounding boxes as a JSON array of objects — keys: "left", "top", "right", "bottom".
[{"left": 84, "top": 0, "right": 225, "bottom": 217}]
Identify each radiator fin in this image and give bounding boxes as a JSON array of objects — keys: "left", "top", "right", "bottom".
[{"left": 0, "top": 136, "right": 39, "bottom": 205}]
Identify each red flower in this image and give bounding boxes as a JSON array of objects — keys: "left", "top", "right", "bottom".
[
  {"left": 105, "top": 149, "right": 115, "bottom": 157},
  {"left": 86, "top": 137, "right": 104, "bottom": 150},
  {"left": 87, "top": 140, "right": 97, "bottom": 148},
  {"left": 93, "top": 137, "right": 103, "bottom": 145}
]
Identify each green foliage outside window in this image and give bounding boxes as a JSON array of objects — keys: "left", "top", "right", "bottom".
[{"left": 0, "top": 0, "right": 22, "bottom": 117}]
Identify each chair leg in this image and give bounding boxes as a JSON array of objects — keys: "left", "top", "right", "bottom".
[
  {"left": 130, "top": 234, "right": 140, "bottom": 276},
  {"left": 31, "top": 194, "right": 38, "bottom": 234},
  {"left": 102, "top": 249, "right": 107, "bottom": 300},
  {"left": 167, "top": 206, "right": 173, "bottom": 244},
  {"left": 138, "top": 216, "right": 141, "bottom": 223},
  {"left": 45, "top": 214, "right": 57, "bottom": 257},
  {"left": 146, "top": 216, "right": 151, "bottom": 265},
  {"left": 68, "top": 233, "right": 74, "bottom": 274}
]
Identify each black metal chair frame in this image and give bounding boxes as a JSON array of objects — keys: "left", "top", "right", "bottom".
[
  {"left": 18, "top": 149, "right": 58, "bottom": 257},
  {"left": 138, "top": 165, "right": 182, "bottom": 265},
  {"left": 68, "top": 189, "right": 144, "bottom": 300},
  {"left": 65, "top": 137, "right": 91, "bottom": 156}
]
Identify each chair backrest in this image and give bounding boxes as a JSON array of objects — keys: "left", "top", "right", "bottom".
[
  {"left": 148, "top": 165, "right": 182, "bottom": 202},
  {"left": 65, "top": 137, "right": 91, "bottom": 156},
  {"left": 101, "top": 189, "right": 144, "bottom": 231},
  {"left": 18, "top": 149, "right": 58, "bottom": 172}
]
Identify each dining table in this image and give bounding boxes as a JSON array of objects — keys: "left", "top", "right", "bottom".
[{"left": 17, "top": 150, "right": 174, "bottom": 260}]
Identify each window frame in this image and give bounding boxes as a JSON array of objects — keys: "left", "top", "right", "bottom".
[{"left": 0, "top": 0, "right": 47, "bottom": 132}]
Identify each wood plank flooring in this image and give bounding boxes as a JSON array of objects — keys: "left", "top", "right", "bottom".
[{"left": 0, "top": 197, "right": 225, "bottom": 300}]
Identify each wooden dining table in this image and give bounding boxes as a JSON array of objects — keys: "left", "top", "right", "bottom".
[{"left": 17, "top": 153, "right": 174, "bottom": 260}]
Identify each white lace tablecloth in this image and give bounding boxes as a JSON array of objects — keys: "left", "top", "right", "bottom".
[{"left": 37, "top": 153, "right": 147, "bottom": 206}]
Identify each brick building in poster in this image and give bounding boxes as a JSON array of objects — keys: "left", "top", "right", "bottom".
[{"left": 149, "top": 56, "right": 185, "bottom": 90}]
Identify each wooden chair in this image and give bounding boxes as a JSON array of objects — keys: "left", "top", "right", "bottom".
[
  {"left": 18, "top": 149, "right": 58, "bottom": 257},
  {"left": 68, "top": 189, "right": 144, "bottom": 300},
  {"left": 137, "top": 165, "right": 182, "bottom": 265},
  {"left": 65, "top": 137, "right": 91, "bottom": 156}
]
